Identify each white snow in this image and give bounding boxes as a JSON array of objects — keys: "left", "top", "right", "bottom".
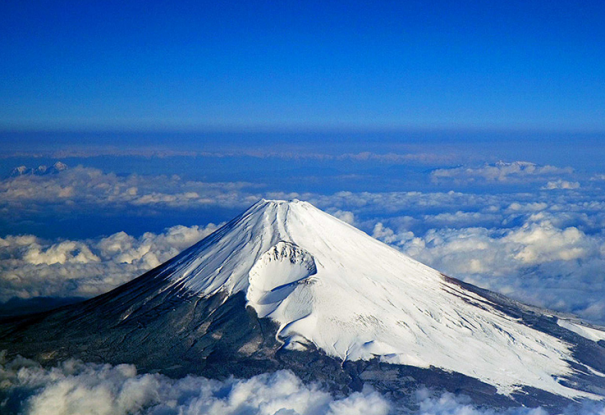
[
  {"left": 166, "top": 199, "right": 600, "bottom": 399},
  {"left": 558, "top": 319, "right": 605, "bottom": 343}
]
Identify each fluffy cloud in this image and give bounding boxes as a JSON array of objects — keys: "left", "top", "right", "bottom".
[
  {"left": 542, "top": 180, "right": 581, "bottom": 190},
  {"left": 327, "top": 209, "right": 356, "bottom": 225},
  {"left": 412, "top": 388, "right": 551, "bottom": 415},
  {"left": 10, "top": 161, "right": 68, "bottom": 177},
  {"left": 0, "top": 355, "right": 390, "bottom": 415},
  {"left": 298, "top": 188, "right": 605, "bottom": 240},
  {"left": 1, "top": 354, "right": 598, "bottom": 415},
  {"left": 0, "top": 224, "right": 220, "bottom": 302},
  {"left": 430, "top": 161, "right": 574, "bottom": 184}
]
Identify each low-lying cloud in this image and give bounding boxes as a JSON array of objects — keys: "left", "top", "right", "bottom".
[
  {"left": 0, "top": 354, "right": 390, "bottom": 415},
  {"left": 541, "top": 180, "right": 581, "bottom": 190},
  {"left": 1, "top": 162, "right": 599, "bottom": 235},
  {"left": 1, "top": 149, "right": 454, "bottom": 165},
  {"left": 0, "top": 354, "right": 593, "bottom": 415}
]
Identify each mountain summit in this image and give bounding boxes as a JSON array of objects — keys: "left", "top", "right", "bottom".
[{"left": 2, "top": 199, "right": 605, "bottom": 408}]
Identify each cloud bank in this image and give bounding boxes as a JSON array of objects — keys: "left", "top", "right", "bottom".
[
  {"left": 1, "top": 354, "right": 594, "bottom": 415},
  {"left": 0, "top": 149, "right": 454, "bottom": 165},
  {"left": 0, "top": 165, "right": 261, "bottom": 213},
  {"left": 0, "top": 161, "right": 595, "bottom": 228},
  {"left": 430, "top": 161, "right": 574, "bottom": 185},
  {"left": 0, "top": 224, "right": 220, "bottom": 302},
  {"left": 0, "top": 354, "right": 390, "bottom": 415}
]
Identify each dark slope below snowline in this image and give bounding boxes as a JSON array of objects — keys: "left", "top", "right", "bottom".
[{"left": 0, "top": 297, "right": 86, "bottom": 317}]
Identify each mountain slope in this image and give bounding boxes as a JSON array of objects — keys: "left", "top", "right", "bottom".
[{"left": 2, "top": 199, "right": 605, "bottom": 409}]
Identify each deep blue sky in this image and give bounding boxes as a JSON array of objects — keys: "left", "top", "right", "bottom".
[{"left": 1, "top": 0, "right": 604, "bottom": 130}]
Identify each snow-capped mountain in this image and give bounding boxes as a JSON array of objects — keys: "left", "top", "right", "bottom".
[
  {"left": 10, "top": 161, "right": 68, "bottom": 176},
  {"left": 2, "top": 199, "right": 605, "bottom": 409}
]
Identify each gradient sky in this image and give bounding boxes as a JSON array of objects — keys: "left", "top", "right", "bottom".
[{"left": 1, "top": 0, "right": 604, "bottom": 130}]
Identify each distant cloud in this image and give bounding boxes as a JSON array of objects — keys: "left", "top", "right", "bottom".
[
  {"left": 306, "top": 190, "right": 498, "bottom": 215},
  {"left": 303, "top": 188, "right": 605, "bottom": 236},
  {"left": 431, "top": 161, "right": 574, "bottom": 184},
  {"left": 327, "top": 209, "right": 356, "bottom": 225},
  {"left": 1, "top": 150, "right": 453, "bottom": 165},
  {"left": 0, "top": 162, "right": 598, "bottom": 232},
  {"left": 0, "top": 224, "right": 220, "bottom": 302},
  {"left": 0, "top": 165, "right": 262, "bottom": 213},
  {"left": 335, "top": 151, "right": 454, "bottom": 164},
  {"left": 590, "top": 174, "right": 605, "bottom": 181},
  {"left": 422, "top": 211, "right": 503, "bottom": 228},
  {"left": 542, "top": 180, "right": 580, "bottom": 190}
]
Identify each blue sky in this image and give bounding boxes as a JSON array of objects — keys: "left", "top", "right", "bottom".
[{"left": 1, "top": 0, "right": 605, "bottom": 130}]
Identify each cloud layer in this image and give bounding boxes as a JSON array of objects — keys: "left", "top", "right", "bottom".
[
  {"left": 0, "top": 354, "right": 390, "bottom": 415},
  {"left": 430, "top": 161, "right": 574, "bottom": 185},
  {"left": 0, "top": 165, "right": 261, "bottom": 213},
  {"left": 1, "top": 354, "right": 595, "bottom": 415},
  {"left": 0, "top": 224, "right": 219, "bottom": 302}
]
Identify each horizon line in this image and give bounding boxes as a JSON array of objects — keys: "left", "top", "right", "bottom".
[{"left": 2, "top": 125, "right": 605, "bottom": 136}]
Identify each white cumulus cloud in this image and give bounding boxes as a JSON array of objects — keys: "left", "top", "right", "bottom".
[
  {"left": 0, "top": 224, "right": 221, "bottom": 302},
  {"left": 542, "top": 180, "right": 581, "bottom": 190},
  {"left": 430, "top": 161, "right": 574, "bottom": 185},
  {"left": 0, "top": 354, "right": 596, "bottom": 415},
  {"left": 0, "top": 354, "right": 390, "bottom": 415}
]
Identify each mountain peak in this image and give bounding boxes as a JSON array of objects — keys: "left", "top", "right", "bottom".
[
  {"left": 164, "top": 197, "right": 351, "bottom": 296},
  {"left": 251, "top": 198, "right": 309, "bottom": 214},
  {"left": 257, "top": 198, "right": 302, "bottom": 204}
]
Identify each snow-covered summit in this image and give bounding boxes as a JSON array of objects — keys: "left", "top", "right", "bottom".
[
  {"left": 10, "top": 161, "right": 68, "bottom": 176},
  {"left": 162, "top": 199, "right": 603, "bottom": 399}
]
